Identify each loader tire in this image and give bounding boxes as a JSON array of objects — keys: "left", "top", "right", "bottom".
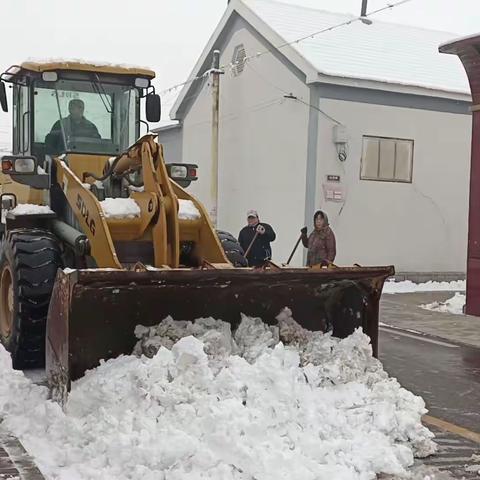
[
  {"left": 0, "top": 229, "right": 62, "bottom": 369},
  {"left": 217, "top": 230, "right": 248, "bottom": 267}
]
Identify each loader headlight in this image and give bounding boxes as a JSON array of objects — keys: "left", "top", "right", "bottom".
[
  {"left": 42, "top": 71, "right": 58, "bottom": 82},
  {"left": 14, "top": 157, "right": 35, "bottom": 173},
  {"left": 170, "top": 165, "right": 188, "bottom": 179},
  {"left": 166, "top": 163, "right": 198, "bottom": 188},
  {"left": 135, "top": 77, "right": 150, "bottom": 89}
]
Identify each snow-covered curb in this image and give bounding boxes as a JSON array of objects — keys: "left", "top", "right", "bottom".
[
  {"left": 0, "top": 313, "right": 436, "bottom": 480},
  {"left": 421, "top": 292, "right": 465, "bottom": 315},
  {"left": 383, "top": 280, "right": 465, "bottom": 294}
]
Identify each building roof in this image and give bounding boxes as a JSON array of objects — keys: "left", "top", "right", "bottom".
[
  {"left": 171, "top": 0, "right": 470, "bottom": 119},
  {"left": 151, "top": 121, "right": 182, "bottom": 134},
  {"left": 247, "top": 0, "right": 468, "bottom": 94}
]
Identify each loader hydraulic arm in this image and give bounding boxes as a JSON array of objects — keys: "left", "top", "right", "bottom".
[{"left": 55, "top": 134, "right": 228, "bottom": 268}]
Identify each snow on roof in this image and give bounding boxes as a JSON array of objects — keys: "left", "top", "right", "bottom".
[
  {"left": 439, "top": 31, "right": 480, "bottom": 55},
  {"left": 244, "top": 0, "right": 469, "bottom": 95},
  {"left": 171, "top": 0, "right": 470, "bottom": 118},
  {"left": 151, "top": 120, "right": 182, "bottom": 133}
]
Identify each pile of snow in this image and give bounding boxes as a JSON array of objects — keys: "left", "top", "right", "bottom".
[
  {"left": 178, "top": 198, "right": 201, "bottom": 220},
  {"left": 421, "top": 292, "right": 465, "bottom": 315},
  {"left": 100, "top": 197, "right": 140, "bottom": 219},
  {"left": 10, "top": 203, "right": 54, "bottom": 215},
  {"left": 384, "top": 279, "right": 465, "bottom": 294},
  {"left": 0, "top": 311, "right": 436, "bottom": 480}
]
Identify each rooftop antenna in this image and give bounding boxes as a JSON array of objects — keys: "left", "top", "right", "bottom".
[{"left": 360, "top": 0, "right": 373, "bottom": 24}]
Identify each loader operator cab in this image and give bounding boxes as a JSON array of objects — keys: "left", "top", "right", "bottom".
[{"left": 0, "top": 61, "right": 161, "bottom": 163}]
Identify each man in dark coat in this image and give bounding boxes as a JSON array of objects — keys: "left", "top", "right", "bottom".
[
  {"left": 46, "top": 99, "right": 100, "bottom": 152},
  {"left": 238, "top": 210, "right": 276, "bottom": 267}
]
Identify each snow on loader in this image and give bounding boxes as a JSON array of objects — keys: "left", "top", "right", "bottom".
[{"left": 0, "top": 61, "right": 394, "bottom": 397}]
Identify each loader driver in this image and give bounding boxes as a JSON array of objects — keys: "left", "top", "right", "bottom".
[{"left": 45, "top": 99, "right": 100, "bottom": 152}]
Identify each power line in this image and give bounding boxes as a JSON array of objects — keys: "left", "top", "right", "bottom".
[
  {"left": 284, "top": 94, "right": 343, "bottom": 125},
  {"left": 157, "top": 0, "right": 415, "bottom": 99},
  {"left": 245, "top": 61, "right": 343, "bottom": 125},
  {"left": 158, "top": 75, "right": 204, "bottom": 96},
  {"left": 220, "top": 0, "right": 415, "bottom": 71}
]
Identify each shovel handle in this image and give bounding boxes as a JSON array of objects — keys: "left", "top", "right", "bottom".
[
  {"left": 285, "top": 234, "right": 303, "bottom": 265},
  {"left": 244, "top": 231, "right": 259, "bottom": 258}
]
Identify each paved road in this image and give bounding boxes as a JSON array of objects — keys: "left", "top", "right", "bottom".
[
  {"left": 380, "top": 326, "right": 480, "bottom": 431},
  {"left": 381, "top": 292, "right": 480, "bottom": 349},
  {"left": 0, "top": 426, "right": 45, "bottom": 479},
  {"left": 380, "top": 326, "right": 480, "bottom": 478}
]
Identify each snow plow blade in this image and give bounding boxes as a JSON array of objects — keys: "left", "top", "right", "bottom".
[{"left": 46, "top": 265, "right": 394, "bottom": 397}]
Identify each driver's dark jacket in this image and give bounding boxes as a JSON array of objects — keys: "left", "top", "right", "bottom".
[
  {"left": 45, "top": 116, "right": 100, "bottom": 153},
  {"left": 48, "top": 116, "right": 100, "bottom": 139}
]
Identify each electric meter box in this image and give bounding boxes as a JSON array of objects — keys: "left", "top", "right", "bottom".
[{"left": 332, "top": 125, "right": 347, "bottom": 144}]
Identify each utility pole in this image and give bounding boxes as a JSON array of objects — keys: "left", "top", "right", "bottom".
[
  {"left": 209, "top": 50, "right": 221, "bottom": 227},
  {"left": 359, "top": 0, "right": 372, "bottom": 24},
  {"left": 360, "top": 0, "right": 368, "bottom": 16}
]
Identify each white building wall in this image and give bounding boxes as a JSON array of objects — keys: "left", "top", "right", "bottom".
[
  {"left": 156, "top": 126, "right": 182, "bottom": 164},
  {"left": 314, "top": 98, "right": 471, "bottom": 272},
  {"left": 181, "top": 19, "right": 310, "bottom": 264}
]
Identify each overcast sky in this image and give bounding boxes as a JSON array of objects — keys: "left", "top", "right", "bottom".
[{"left": 1, "top": 0, "right": 478, "bottom": 137}]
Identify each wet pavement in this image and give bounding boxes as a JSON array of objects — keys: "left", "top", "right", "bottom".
[
  {"left": 381, "top": 292, "right": 480, "bottom": 349},
  {"left": 380, "top": 326, "right": 480, "bottom": 432},
  {"left": 413, "top": 425, "right": 480, "bottom": 479},
  {"left": 380, "top": 295, "right": 480, "bottom": 478},
  {"left": 0, "top": 427, "right": 44, "bottom": 480}
]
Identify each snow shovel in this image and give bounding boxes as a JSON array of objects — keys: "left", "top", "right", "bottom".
[
  {"left": 284, "top": 234, "right": 303, "bottom": 266},
  {"left": 243, "top": 230, "right": 260, "bottom": 258}
]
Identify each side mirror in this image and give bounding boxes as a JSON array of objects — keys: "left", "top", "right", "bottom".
[
  {"left": 145, "top": 94, "right": 161, "bottom": 123},
  {"left": 0, "top": 82, "right": 7, "bottom": 113}
]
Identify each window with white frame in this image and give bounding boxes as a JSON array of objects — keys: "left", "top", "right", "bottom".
[{"left": 360, "top": 136, "right": 414, "bottom": 183}]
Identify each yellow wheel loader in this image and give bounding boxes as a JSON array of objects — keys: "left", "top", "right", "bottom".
[{"left": 0, "top": 61, "right": 393, "bottom": 397}]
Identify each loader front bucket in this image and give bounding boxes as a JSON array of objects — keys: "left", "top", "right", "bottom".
[{"left": 46, "top": 265, "right": 394, "bottom": 399}]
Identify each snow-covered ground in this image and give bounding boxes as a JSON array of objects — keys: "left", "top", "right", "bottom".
[
  {"left": 383, "top": 280, "right": 465, "bottom": 294},
  {"left": 0, "top": 311, "right": 436, "bottom": 480},
  {"left": 421, "top": 292, "right": 465, "bottom": 315}
]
